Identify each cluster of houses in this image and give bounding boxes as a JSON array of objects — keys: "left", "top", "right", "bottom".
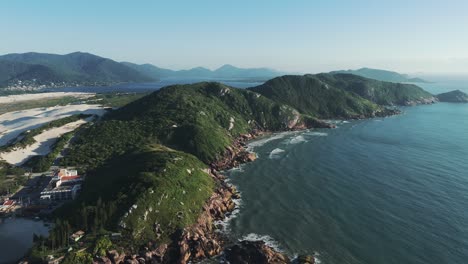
[{"left": 40, "top": 169, "right": 83, "bottom": 201}]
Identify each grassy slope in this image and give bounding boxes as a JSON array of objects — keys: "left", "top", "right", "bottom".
[
  {"left": 319, "top": 73, "right": 434, "bottom": 105},
  {"left": 63, "top": 82, "right": 301, "bottom": 167},
  {"left": 249, "top": 74, "right": 381, "bottom": 118},
  {"left": 65, "top": 145, "right": 215, "bottom": 243}
]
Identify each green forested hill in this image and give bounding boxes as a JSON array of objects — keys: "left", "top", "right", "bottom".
[
  {"left": 250, "top": 74, "right": 435, "bottom": 117},
  {"left": 249, "top": 74, "right": 380, "bottom": 118},
  {"left": 63, "top": 82, "right": 304, "bottom": 167},
  {"left": 50, "top": 82, "right": 309, "bottom": 252},
  {"left": 319, "top": 73, "right": 435, "bottom": 105}
]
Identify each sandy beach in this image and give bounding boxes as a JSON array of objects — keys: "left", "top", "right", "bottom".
[
  {"left": 0, "top": 119, "right": 89, "bottom": 165},
  {"left": 0, "top": 104, "right": 106, "bottom": 147}
]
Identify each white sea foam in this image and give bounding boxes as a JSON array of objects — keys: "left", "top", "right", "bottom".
[
  {"left": 241, "top": 233, "right": 283, "bottom": 252},
  {"left": 288, "top": 135, "right": 307, "bottom": 144},
  {"left": 342, "top": 120, "right": 350, "bottom": 124},
  {"left": 269, "top": 148, "right": 285, "bottom": 159},
  {"left": 305, "top": 132, "right": 328, "bottom": 137},
  {"left": 229, "top": 163, "right": 246, "bottom": 173},
  {"left": 247, "top": 131, "right": 295, "bottom": 150},
  {"left": 214, "top": 191, "right": 242, "bottom": 233}
]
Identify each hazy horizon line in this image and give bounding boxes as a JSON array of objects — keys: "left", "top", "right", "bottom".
[{"left": 2, "top": 50, "right": 468, "bottom": 76}]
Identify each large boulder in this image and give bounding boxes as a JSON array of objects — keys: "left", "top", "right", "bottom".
[{"left": 224, "top": 241, "right": 290, "bottom": 264}]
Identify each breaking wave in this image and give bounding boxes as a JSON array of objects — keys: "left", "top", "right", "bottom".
[
  {"left": 241, "top": 233, "right": 283, "bottom": 252},
  {"left": 305, "top": 132, "right": 328, "bottom": 137},
  {"left": 269, "top": 148, "right": 285, "bottom": 159},
  {"left": 247, "top": 132, "right": 295, "bottom": 150},
  {"left": 288, "top": 135, "right": 307, "bottom": 144}
]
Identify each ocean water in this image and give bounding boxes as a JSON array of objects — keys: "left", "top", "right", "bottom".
[{"left": 226, "top": 80, "right": 468, "bottom": 263}]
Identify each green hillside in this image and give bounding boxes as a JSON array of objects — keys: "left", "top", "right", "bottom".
[
  {"left": 249, "top": 74, "right": 382, "bottom": 118},
  {"left": 317, "top": 73, "right": 435, "bottom": 105},
  {"left": 62, "top": 82, "right": 305, "bottom": 167},
  {"left": 33, "top": 82, "right": 312, "bottom": 260},
  {"left": 250, "top": 74, "right": 435, "bottom": 117}
]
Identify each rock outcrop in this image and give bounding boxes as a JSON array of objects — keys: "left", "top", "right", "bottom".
[
  {"left": 402, "top": 97, "right": 438, "bottom": 106},
  {"left": 224, "top": 241, "right": 290, "bottom": 264},
  {"left": 177, "top": 172, "right": 239, "bottom": 264}
]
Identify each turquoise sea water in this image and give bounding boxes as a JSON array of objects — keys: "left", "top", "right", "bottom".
[{"left": 226, "top": 80, "right": 468, "bottom": 263}]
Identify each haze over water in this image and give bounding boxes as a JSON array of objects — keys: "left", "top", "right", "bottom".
[{"left": 226, "top": 79, "right": 468, "bottom": 263}]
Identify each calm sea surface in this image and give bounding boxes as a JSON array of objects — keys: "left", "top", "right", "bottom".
[{"left": 225, "top": 79, "right": 468, "bottom": 263}]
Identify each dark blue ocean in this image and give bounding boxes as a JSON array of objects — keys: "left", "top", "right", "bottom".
[{"left": 225, "top": 78, "right": 468, "bottom": 263}]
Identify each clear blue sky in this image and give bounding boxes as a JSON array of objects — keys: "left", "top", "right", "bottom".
[{"left": 1, "top": 0, "right": 468, "bottom": 73}]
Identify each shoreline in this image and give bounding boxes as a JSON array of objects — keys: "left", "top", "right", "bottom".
[{"left": 118, "top": 111, "right": 401, "bottom": 264}]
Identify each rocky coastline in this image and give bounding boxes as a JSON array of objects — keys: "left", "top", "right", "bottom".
[{"left": 95, "top": 112, "right": 398, "bottom": 264}]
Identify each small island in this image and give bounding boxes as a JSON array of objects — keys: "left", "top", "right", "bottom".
[{"left": 436, "top": 89, "right": 468, "bottom": 103}]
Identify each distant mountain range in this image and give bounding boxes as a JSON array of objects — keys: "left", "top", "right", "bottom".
[
  {"left": 121, "top": 62, "right": 284, "bottom": 80},
  {"left": 0, "top": 52, "right": 285, "bottom": 90},
  {"left": 330, "top": 68, "right": 428, "bottom": 83},
  {"left": 0, "top": 52, "right": 154, "bottom": 89}
]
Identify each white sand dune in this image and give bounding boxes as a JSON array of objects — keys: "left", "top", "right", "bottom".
[
  {"left": 0, "top": 92, "right": 94, "bottom": 104},
  {"left": 0, "top": 104, "right": 106, "bottom": 147},
  {"left": 0, "top": 119, "right": 90, "bottom": 165}
]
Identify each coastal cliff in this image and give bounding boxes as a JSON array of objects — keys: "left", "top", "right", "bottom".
[{"left": 28, "top": 79, "right": 418, "bottom": 263}]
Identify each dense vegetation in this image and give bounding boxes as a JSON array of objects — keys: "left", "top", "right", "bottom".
[
  {"left": 63, "top": 82, "right": 303, "bottom": 167},
  {"left": 23, "top": 132, "right": 74, "bottom": 173},
  {"left": 0, "top": 52, "right": 155, "bottom": 88},
  {"left": 250, "top": 74, "right": 435, "bottom": 117},
  {"left": 45, "top": 146, "right": 215, "bottom": 250},
  {"left": 249, "top": 74, "right": 381, "bottom": 118},
  {"left": 319, "top": 74, "right": 435, "bottom": 105},
  {"left": 0, "top": 161, "right": 26, "bottom": 195},
  {"left": 88, "top": 92, "right": 150, "bottom": 108},
  {"left": 330, "top": 67, "right": 428, "bottom": 83}
]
